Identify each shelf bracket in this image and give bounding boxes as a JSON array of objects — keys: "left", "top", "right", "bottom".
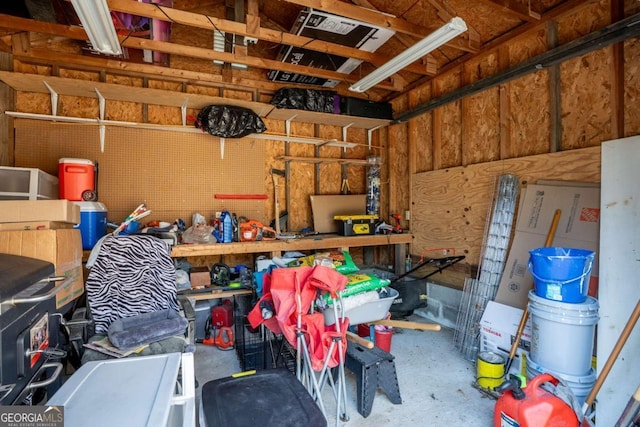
[
  {"left": 341, "top": 124, "right": 353, "bottom": 153},
  {"left": 43, "top": 81, "right": 58, "bottom": 117},
  {"left": 96, "top": 88, "right": 107, "bottom": 153},
  {"left": 181, "top": 98, "right": 189, "bottom": 126},
  {"left": 367, "top": 125, "right": 384, "bottom": 150}
]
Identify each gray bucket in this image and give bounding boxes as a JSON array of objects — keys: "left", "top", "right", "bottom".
[
  {"left": 526, "top": 355, "right": 596, "bottom": 406},
  {"left": 528, "top": 290, "right": 599, "bottom": 376}
]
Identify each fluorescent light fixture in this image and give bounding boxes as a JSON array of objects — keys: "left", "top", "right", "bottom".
[
  {"left": 349, "top": 17, "right": 467, "bottom": 93},
  {"left": 71, "top": 0, "right": 122, "bottom": 55}
]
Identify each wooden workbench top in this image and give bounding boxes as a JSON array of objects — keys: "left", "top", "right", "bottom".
[{"left": 170, "top": 233, "right": 413, "bottom": 258}]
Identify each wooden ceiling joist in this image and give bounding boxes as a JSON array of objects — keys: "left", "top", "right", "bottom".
[
  {"left": 104, "top": 0, "right": 433, "bottom": 76},
  {"left": 0, "top": 14, "right": 401, "bottom": 92},
  {"left": 281, "top": 0, "right": 478, "bottom": 52},
  {"left": 477, "top": 0, "right": 541, "bottom": 21}
]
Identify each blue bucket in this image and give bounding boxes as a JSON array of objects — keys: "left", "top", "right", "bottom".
[{"left": 528, "top": 247, "right": 595, "bottom": 303}]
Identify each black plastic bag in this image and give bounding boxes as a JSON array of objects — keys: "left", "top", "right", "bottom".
[
  {"left": 270, "top": 88, "right": 338, "bottom": 113},
  {"left": 195, "top": 105, "right": 267, "bottom": 138}
]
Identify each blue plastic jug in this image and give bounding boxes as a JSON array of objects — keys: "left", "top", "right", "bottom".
[{"left": 221, "top": 210, "right": 233, "bottom": 243}]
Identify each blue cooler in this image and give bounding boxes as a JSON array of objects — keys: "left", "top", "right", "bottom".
[{"left": 74, "top": 202, "right": 108, "bottom": 249}]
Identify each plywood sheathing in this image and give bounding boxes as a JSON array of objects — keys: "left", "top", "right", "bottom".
[
  {"left": 461, "top": 53, "right": 500, "bottom": 165},
  {"left": 625, "top": 38, "right": 640, "bottom": 136},
  {"left": 558, "top": 2, "right": 612, "bottom": 149},
  {"left": 412, "top": 146, "right": 600, "bottom": 290}
]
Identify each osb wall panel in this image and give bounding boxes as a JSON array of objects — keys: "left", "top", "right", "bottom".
[
  {"left": 287, "top": 122, "right": 315, "bottom": 232},
  {"left": 509, "top": 70, "right": 551, "bottom": 157},
  {"left": 13, "top": 119, "right": 266, "bottom": 227},
  {"left": 560, "top": 50, "right": 611, "bottom": 149},
  {"left": 408, "top": 85, "right": 432, "bottom": 173},
  {"left": 462, "top": 53, "right": 501, "bottom": 165},
  {"left": 557, "top": 1, "right": 609, "bottom": 45},
  {"left": 412, "top": 146, "right": 601, "bottom": 287},
  {"left": 624, "top": 38, "right": 640, "bottom": 137}
]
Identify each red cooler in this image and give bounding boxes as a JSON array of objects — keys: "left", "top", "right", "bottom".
[{"left": 58, "top": 158, "right": 95, "bottom": 201}]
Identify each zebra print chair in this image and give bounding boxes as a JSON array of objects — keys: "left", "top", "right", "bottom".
[{"left": 80, "top": 234, "right": 195, "bottom": 362}]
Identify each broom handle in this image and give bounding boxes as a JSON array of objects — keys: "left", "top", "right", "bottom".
[
  {"left": 371, "top": 319, "right": 441, "bottom": 331},
  {"left": 504, "top": 209, "right": 562, "bottom": 373},
  {"left": 583, "top": 298, "right": 640, "bottom": 414}
]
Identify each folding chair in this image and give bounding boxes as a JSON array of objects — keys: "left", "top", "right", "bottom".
[
  {"left": 73, "top": 234, "right": 195, "bottom": 363},
  {"left": 248, "top": 266, "right": 350, "bottom": 426}
]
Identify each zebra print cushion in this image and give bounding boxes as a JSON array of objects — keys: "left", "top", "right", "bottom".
[{"left": 86, "top": 234, "right": 179, "bottom": 335}]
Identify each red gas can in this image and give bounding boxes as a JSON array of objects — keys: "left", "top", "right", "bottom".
[
  {"left": 494, "top": 373, "right": 579, "bottom": 427},
  {"left": 212, "top": 299, "right": 234, "bottom": 328}
]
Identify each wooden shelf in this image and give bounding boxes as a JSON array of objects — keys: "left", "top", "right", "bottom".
[
  {"left": 277, "top": 156, "right": 370, "bottom": 165},
  {"left": 0, "top": 71, "right": 390, "bottom": 130},
  {"left": 170, "top": 233, "right": 412, "bottom": 258}
]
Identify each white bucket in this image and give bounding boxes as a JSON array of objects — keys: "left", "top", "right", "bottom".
[
  {"left": 526, "top": 355, "right": 596, "bottom": 406},
  {"left": 528, "top": 290, "right": 599, "bottom": 376}
]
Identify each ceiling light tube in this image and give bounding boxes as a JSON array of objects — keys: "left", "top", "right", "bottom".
[
  {"left": 349, "top": 17, "right": 467, "bottom": 93},
  {"left": 71, "top": 0, "right": 122, "bottom": 55}
]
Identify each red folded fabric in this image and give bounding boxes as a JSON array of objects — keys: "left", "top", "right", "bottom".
[{"left": 307, "top": 265, "right": 348, "bottom": 298}]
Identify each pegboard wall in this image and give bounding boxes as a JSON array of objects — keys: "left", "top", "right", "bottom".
[{"left": 13, "top": 119, "right": 268, "bottom": 226}]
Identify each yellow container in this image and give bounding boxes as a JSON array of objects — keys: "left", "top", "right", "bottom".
[{"left": 476, "top": 351, "right": 506, "bottom": 390}]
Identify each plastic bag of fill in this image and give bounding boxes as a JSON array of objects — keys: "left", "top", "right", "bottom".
[
  {"left": 195, "top": 104, "right": 267, "bottom": 138},
  {"left": 270, "top": 88, "right": 339, "bottom": 113}
]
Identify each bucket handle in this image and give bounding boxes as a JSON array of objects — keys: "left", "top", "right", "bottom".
[{"left": 527, "top": 257, "right": 593, "bottom": 286}]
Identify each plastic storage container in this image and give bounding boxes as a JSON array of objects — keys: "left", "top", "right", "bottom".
[
  {"left": 528, "top": 247, "right": 595, "bottom": 303},
  {"left": 323, "top": 287, "right": 398, "bottom": 326},
  {"left": 58, "top": 158, "right": 95, "bottom": 201},
  {"left": 0, "top": 166, "right": 58, "bottom": 200},
  {"left": 73, "top": 202, "right": 107, "bottom": 250}
]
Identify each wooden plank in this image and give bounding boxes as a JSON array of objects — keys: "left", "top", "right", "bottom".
[
  {"left": 170, "top": 233, "right": 413, "bottom": 258},
  {"left": 610, "top": 0, "right": 624, "bottom": 140},
  {"left": 265, "top": 108, "right": 390, "bottom": 130},
  {"left": 547, "top": 21, "right": 561, "bottom": 153},
  {"left": 412, "top": 146, "right": 601, "bottom": 288},
  {"left": 0, "top": 71, "right": 274, "bottom": 115}
]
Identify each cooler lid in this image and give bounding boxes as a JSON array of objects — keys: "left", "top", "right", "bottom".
[
  {"left": 74, "top": 201, "right": 107, "bottom": 211},
  {"left": 58, "top": 158, "right": 94, "bottom": 165},
  {"left": 0, "top": 253, "right": 54, "bottom": 299}
]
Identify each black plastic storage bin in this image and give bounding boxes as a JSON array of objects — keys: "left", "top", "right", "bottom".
[
  {"left": 200, "top": 368, "right": 327, "bottom": 427},
  {"left": 340, "top": 96, "right": 393, "bottom": 120}
]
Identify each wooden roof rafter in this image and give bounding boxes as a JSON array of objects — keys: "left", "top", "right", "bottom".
[
  {"left": 477, "top": 0, "right": 542, "bottom": 22},
  {"left": 281, "top": 0, "right": 480, "bottom": 52},
  {"left": 104, "top": 0, "right": 434, "bottom": 76}
]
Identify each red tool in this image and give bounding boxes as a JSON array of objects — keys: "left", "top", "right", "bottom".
[
  {"left": 390, "top": 213, "right": 403, "bottom": 234},
  {"left": 202, "top": 326, "right": 234, "bottom": 350},
  {"left": 212, "top": 300, "right": 234, "bottom": 328},
  {"left": 494, "top": 374, "right": 579, "bottom": 427}
]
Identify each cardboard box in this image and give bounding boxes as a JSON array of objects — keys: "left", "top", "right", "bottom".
[
  {"left": 480, "top": 301, "right": 532, "bottom": 377},
  {"left": 310, "top": 194, "right": 366, "bottom": 234},
  {"left": 190, "top": 266, "right": 210, "bottom": 289},
  {"left": 0, "top": 200, "right": 80, "bottom": 224},
  {"left": 0, "top": 221, "right": 74, "bottom": 231},
  {"left": 0, "top": 229, "right": 83, "bottom": 309},
  {"left": 495, "top": 183, "right": 600, "bottom": 308}
]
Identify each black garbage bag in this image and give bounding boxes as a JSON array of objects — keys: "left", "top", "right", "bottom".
[
  {"left": 270, "top": 88, "right": 337, "bottom": 113},
  {"left": 195, "top": 105, "right": 267, "bottom": 138}
]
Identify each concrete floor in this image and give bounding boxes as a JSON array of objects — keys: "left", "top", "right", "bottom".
[{"left": 194, "top": 315, "right": 496, "bottom": 427}]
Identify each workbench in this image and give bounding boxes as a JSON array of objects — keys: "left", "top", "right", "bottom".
[{"left": 170, "top": 233, "right": 413, "bottom": 273}]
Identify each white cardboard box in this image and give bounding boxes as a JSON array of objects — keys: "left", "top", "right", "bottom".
[
  {"left": 494, "top": 183, "right": 600, "bottom": 308},
  {"left": 479, "top": 301, "right": 532, "bottom": 377}
]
